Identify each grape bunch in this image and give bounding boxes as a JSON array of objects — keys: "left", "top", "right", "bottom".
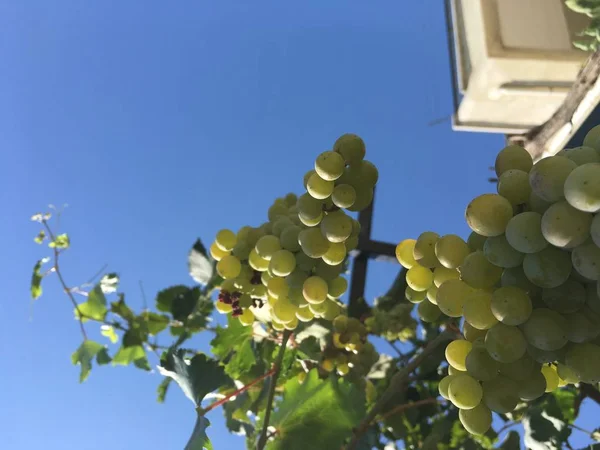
[
  {"left": 209, "top": 133, "right": 378, "bottom": 331},
  {"left": 396, "top": 125, "right": 600, "bottom": 436}
]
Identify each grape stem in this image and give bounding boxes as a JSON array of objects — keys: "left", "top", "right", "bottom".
[
  {"left": 345, "top": 327, "right": 456, "bottom": 450},
  {"left": 256, "top": 329, "right": 292, "bottom": 450},
  {"left": 376, "top": 397, "right": 437, "bottom": 422}
]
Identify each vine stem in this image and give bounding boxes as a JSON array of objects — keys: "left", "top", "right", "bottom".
[
  {"left": 256, "top": 329, "right": 292, "bottom": 450},
  {"left": 376, "top": 397, "right": 437, "bottom": 422},
  {"left": 345, "top": 328, "right": 455, "bottom": 450},
  {"left": 200, "top": 367, "right": 277, "bottom": 415},
  {"left": 42, "top": 220, "right": 88, "bottom": 341}
]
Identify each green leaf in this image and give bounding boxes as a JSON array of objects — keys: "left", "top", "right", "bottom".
[
  {"left": 158, "top": 350, "right": 227, "bottom": 407},
  {"left": 157, "top": 377, "right": 172, "bottom": 403},
  {"left": 185, "top": 414, "right": 212, "bottom": 450},
  {"left": 48, "top": 233, "right": 70, "bottom": 249},
  {"left": 100, "top": 273, "right": 119, "bottom": 294},
  {"left": 523, "top": 392, "right": 572, "bottom": 450},
  {"left": 156, "top": 285, "right": 199, "bottom": 321},
  {"left": 34, "top": 230, "right": 46, "bottom": 244},
  {"left": 75, "top": 284, "right": 107, "bottom": 322},
  {"left": 112, "top": 344, "right": 149, "bottom": 369},
  {"left": 188, "top": 239, "right": 214, "bottom": 285},
  {"left": 31, "top": 259, "right": 45, "bottom": 300},
  {"left": 139, "top": 311, "right": 170, "bottom": 335},
  {"left": 552, "top": 387, "right": 577, "bottom": 423},
  {"left": 101, "top": 325, "right": 118, "bottom": 344},
  {"left": 111, "top": 294, "right": 135, "bottom": 322},
  {"left": 267, "top": 369, "right": 366, "bottom": 450},
  {"left": 96, "top": 348, "right": 112, "bottom": 365},
  {"left": 210, "top": 317, "right": 255, "bottom": 378},
  {"left": 71, "top": 340, "right": 105, "bottom": 382}
]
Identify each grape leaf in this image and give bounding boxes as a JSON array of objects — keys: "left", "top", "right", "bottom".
[
  {"left": 158, "top": 350, "right": 227, "bottom": 407},
  {"left": 111, "top": 294, "right": 135, "bottom": 322},
  {"left": 157, "top": 377, "right": 172, "bottom": 403},
  {"left": 112, "top": 344, "right": 149, "bottom": 370},
  {"left": 31, "top": 259, "right": 45, "bottom": 300},
  {"left": 75, "top": 284, "right": 107, "bottom": 322},
  {"left": 100, "top": 273, "right": 119, "bottom": 294},
  {"left": 210, "top": 317, "right": 255, "bottom": 379},
  {"left": 184, "top": 414, "right": 212, "bottom": 450},
  {"left": 267, "top": 369, "right": 366, "bottom": 450},
  {"left": 71, "top": 340, "right": 106, "bottom": 382},
  {"left": 523, "top": 392, "right": 572, "bottom": 450},
  {"left": 188, "top": 239, "right": 213, "bottom": 285},
  {"left": 101, "top": 325, "right": 118, "bottom": 344},
  {"left": 139, "top": 311, "right": 170, "bottom": 335},
  {"left": 49, "top": 233, "right": 70, "bottom": 249},
  {"left": 96, "top": 348, "right": 112, "bottom": 365},
  {"left": 156, "top": 285, "right": 199, "bottom": 321}
]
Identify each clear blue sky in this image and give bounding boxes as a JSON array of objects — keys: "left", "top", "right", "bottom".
[{"left": 1, "top": 1, "right": 596, "bottom": 449}]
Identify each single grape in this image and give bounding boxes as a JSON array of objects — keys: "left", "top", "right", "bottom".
[
  {"left": 557, "top": 362, "right": 580, "bottom": 384},
  {"left": 417, "top": 299, "right": 441, "bottom": 322},
  {"left": 465, "top": 194, "right": 513, "bottom": 237},
  {"left": 345, "top": 235, "right": 359, "bottom": 252},
  {"left": 448, "top": 374, "right": 483, "bottom": 409},
  {"left": 413, "top": 231, "right": 440, "bottom": 268},
  {"left": 216, "top": 255, "right": 242, "bottom": 279},
  {"left": 485, "top": 323, "right": 527, "bottom": 363},
  {"left": 528, "top": 190, "right": 553, "bottom": 214},
  {"left": 437, "top": 279, "right": 472, "bottom": 317},
  {"left": 491, "top": 286, "right": 532, "bottom": 326},
  {"left": 448, "top": 365, "right": 467, "bottom": 376},
  {"left": 523, "top": 246, "right": 572, "bottom": 288},
  {"left": 426, "top": 285, "right": 438, "bottom": 304},
  {"left": 522, "top": 308, "right": 568, "bottom": 351},
  {"left": 446, "top": 339, "right": 473, "bottom": 371},
  {"left": 481, "top": 375, "right": 519, "bottom": 413},
  {"left": 541, "top": 201, "right": 592, "bottom": 249},
  {"left": 406, "top": 286, "right": 427, "bottom": 303},
  {"left": 495, "top": 144, "right": 533, "bottom": 176},
  {"left": 268, "top": 250, "right": 296, "bottom": 277},
  {"left": 295, "top": 252, "right": 317, "bottom": 272},
  {"left": 465, "top": 345, "right": 499, "bottom": 381},
  {"left": 541, "top": 364, "right": 559, "bottom": 392},
  {"left": 542, "top": 278, "right": 585, "bottom": 313},
  {"left": 232, "top": 241, "right": 252, "bottom": 260},
  {"left": 215, "top": 301, "right": 233, "bottom": 314},
  {"left": 500, "top": 266, "right": 542, "bottom": 298},
  {"left": 529, "top": 155, "right": 577, "bottom": 202},
  {"left": 438, "top": 375, "right": 456, "bottom": 400},
  {"left": 322, "top": 299, "right": 342, "bottom": 321},
  {"left": 315, "top": 151, "right": 345, "bottom": 181},
  {"left": 433, "top": 266, "right": 460, "bottom": 287},
  {"left": 255, "top": 235, "right": 281, "bottom": 261},
  {"left": 298, "top": 228, "right": 330, "bottom": 258},
  {"left": 252, "top": 284, "right": 267, "bottom": 300},
  {"left": 499, "top": 353, "right": 537, "bottom": 381},
  {"left": 463, "top": 290, "right": 498, "bottom": 330},
  {"left": 435, "top": 234, "right": 470, "bottom": 269},
  {"left": 272, "top": 299, "right": 297, "bottom": 324},
  {"left": 268, "top": 202, "right": 289, "bottom": 222},
  {"left": 483, "top": 235, "right": 524, "bottom": 268},
  {"left": 459, "top": 251, "right": 503, "bottom": 289},
  {"left": 517, "top": 370, "right": 546, "bottom": 401},
  {"left": 314, "top": 260, "right": 343, "bottom": 281},
  {"left": 467, "top": 232, "right": 487, "bottom": 251},
  {"left": 583, "top": 125, "right": 600, "bottom": 149},
  {"left": 560, "top": 146, "right": 600, "bottom": 165},
  {"left": 396, "top": 239, "right": 417, "bottom": 269},
  {"left": 564, "top": 163, "right": 600, "bottom": 212},
  {"left": 332, "top": 184, "right": 356, "bottom": 208},
  {"left": 271, "top": 217, "right": 294, "bottom": 238},
  {"left": 210, "top": 242, "right": 229, "bottom": 261},
  {"left": 215, "top": 229, "right": 237, "bottom": 252},
  {"left": 267, "top": 277, "right": 289, "bottom": 299},
  {"left": 322, "top": 242, "right": 346, "bottom": 266},
  {"left": 564, "top": 311, "right": 599, "bottom": 343},
  {"left": 297, "top": 193, "right": 324, "bottom": 220},
  {"left": 238, "top": 308, "right": 255, "bottom": 326},
  {"left": 286, "top": 269, "right": 309, "bottom": 290},
  {"left": 463, "top": 321, "right": 487, "bottom": 342},
  {"left": 505, "top": 212, "right": 548, "bottom": 254},
  {"left": 459, "top": 403, "right": 492, "bottom": 435},
  {"left": 279, "top": 226, "right": 301, "bottom": 252},
  {"left": 333, "top": 133, "right": 366, "bottom": 164},
  {"left": 342, "top": 160, "right": 379, "bottom": 187},
  {"left": 587, "top": 282, "right": 600, "bottom": 314},
  {"left": 406, "top": 266, "right": 434, "bottom": 291},
  {"left": 566, "top": 343, "right": 600, "bottom": 383},
  {"left": 306, "top": 172, "right": 334, "bottom": 200},
  {"left": 572, "top": 240, "right": 600, "bottom": 281},
  {"left": 497, "top": 169, "right": 531, "bottom": 206},
  {"left": 328, "top": 276, "right": 348, "bottom": 299},
  {"left": 346, "top": 187, "right": 374, "bottom": 212},
  {"left": 303, "top": 276, "right": 328, "bottom": 304},
  {"left": 321, "top": 210, "right": 353, "bottom": 243}
]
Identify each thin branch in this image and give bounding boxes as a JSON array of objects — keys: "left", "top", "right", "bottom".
[
  {"left": 42, "top": 220, "right": 88, "bottom": 340},
  {"left": 84, "top": 263, "right": 109, "bottom": 285},
  {"left": 377, "top": 398, "right": 437, "bottom": 423},
  {"left": 387, "top": 341, "right": 404, "bottom": 358},
  {"left": 345, "top": 327, "right": 456, "bottom": 450},
  {"left": 495, "top": 421, "right": 518, "bottom": 436},
  {"left": 256, "top": 329, "right": 292, "bottom": 450}
]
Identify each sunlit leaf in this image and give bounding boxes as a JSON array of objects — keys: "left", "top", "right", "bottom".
[
  {"left": 71, "top": 340, "right": 105, "bottom": 382},
  {"left": 75, "top": 284, "right": 107, "bottom": 322},
  {"left": 48, "top": 233, "right": 70, "bottom": 249},
  {"left": 112, "top": 344, "right": 149, "bottom": 370},
  {"left": 34, "top": 230, "right": 46, "bottom": 244},
  {"left": 184, "top": 414, "right": 212, "bottom": 450},
  {"left": 101, "top": 325, "right": 118, "bottom": 344},
  {"left": 31, "top": 259, "right": 45, "bottom": 300}
]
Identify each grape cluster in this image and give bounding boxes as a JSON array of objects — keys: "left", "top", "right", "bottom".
[
  {"left": 397, "top": 126, "right": 600, "bottom": 436},
  {"left": 209, "top": 134, "right": 378, "bottom": 331},
  {"left": 364, "top": 302, "right": 417, "bottom": 341}
]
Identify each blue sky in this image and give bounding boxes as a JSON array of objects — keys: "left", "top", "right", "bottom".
[{"left": 1, "top": 1, "right": 596, "bottom": 449}]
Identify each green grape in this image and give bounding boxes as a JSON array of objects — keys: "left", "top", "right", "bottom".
[
  {"left": 523, "top": 246, "right": 572, "bottom": 288},
  {"left": 315, "top": 151, "right": 345, "bottom": 181},
  {"left": 346, "top": 187, "right": 374, "bottom": 212},
  {"left": 321, "top": 210, "right": 353, "bottom": 243},
  {"left": 463, "top": 321, "right": 487, "bottom": 342},
  {"left": 345, "top": 235, "right": 359, "bottom": 252},
  {"left": 417, "top": 299, "right": 441, "bottom": 322},
  {"left": 437, "top": 279, "right": 472, "bottom": 317},
  {"left": 448, "top": 374, "right": 483, "bottom": 409},
  {"left": 322, "top": 242, "right": 346, "bottom": 266},
  {"left": 463, "top": 290, "right": 498, "bottom": 330},
  {"left": 566, "top": 343, "right": 600, "bottom": 383},
  {"left": 303, "top": 169, "right": 316, "bottom": 189},
  {"left": 284, "top": 192, "right": 298, "bottom": 207},
  {"left": 286, "top": 269, "right": 309, "bottom": 290},
  {"left": 216, "top": 255, "right": 242, "bottom": 279},
  {"left": 438, "top": 375, "right": 456, "bottom": 400},
  {"left": 445, "top": 339, "right": 473, "bottom": 371},
  {"left": 314, "top": 260, "right": 343, "bottom": 281},
  {"left": 529, "top": 190, "right": 553, "bottom": 214},
  {"left": 426, "top": 285, "right": 438, "bottom": 304},
  {"left": 435, "top": 234, "right": 470, "bottom": 269},
  {"left": 459, "top": 251, "right": 503, "bottom": 289},
  {"left": 497, "top": 169, "right": 531, "bottom": 206},
  {"left": 295, "top": 252, "right": 317, "bottom": 272},
  {"left": 482, "top": 375, "right": 519, "bottom": 412},
  {"left": 238, "top": 308, "right": 255, "bottom": 326},
  {"left": 564, "top": 163, "right": 600, "bottom": 213},
  {"left": 485, "top": 323, "right": 527, "bottom": 363},
  {"left": 297, "top": 193, "right": 324, "bottom": 220},
  {"left": 529, "top": 155, "right": 577, "bottom": 202},
  {"left": 465, "top": 345, "right": 499, "bottom": 381},
  {"left": 255, "top": 235, "right": 281, "bottom": 261},
  {"left": 252, "top": 284, "right": 267, "bottom": 300},
  {"left": 505, "top": 212, "right": 548, "bottom": 254},
  {"left": 491, "top": 286, "right": 532, "bottom": 326},
  {"left": 272, "top": 299, "right": 297, "bottom": 323},
  {"left": 271, "top": 319, "right": 285, "bottom": 331},
  {"left": 413, "top": 231, "right": 440, "bottom": 268},
  {"left": 332, "top": 184, "right": 356, "bottom": 208},
  {"left": 298, "top": 228, "right": 330, "bottom": 258},
  {"left": 406, "top": 265, "right": 434, "bottom": 291},
  {"left": 267, "top": 277, "right": 289, "bottom": 300},
  {"left": 306, "top": 172, "right": 334, "bottom": 200},
  {"left": 232, "top": 241, "right": 251, "bottom": 260},
  {"left": 328, "top": 276, "right": 348, "bottom": 299},
  {"left": 572, "top": 240, "right": 600, "bottom": 281},
  {"left": 216, "top": 229, "right": 237, "bottom": 251},
  {"left": 560, "top": 146, "right": 600, "bottom": 165},
  {"left": 583, "top": 124, "right": 600, "bottom": 149},
  {"left": 396, "top": 239, "right": 417, "bottom": 269},
  {"left": 448, "top": 365, "right": 466, "bottom": 376},
  {"left": 541, "top": 365, "right": 559, "bottom": 392},
  {"left": 333, "top": 315, "right": 348, "bottom": 332},
  {"left": 522, "top": 308, "right": 568, "bottom": 351},
  {"left": 299, "top": 210, "right": 323, "bottom": 227},
  {"left": 557, "top": 362, "right": 580, "bottom": 384},
  {"left": 517, "top": 370, "right": 546, "bottom": 401},
  {"left": 459, "top": 403, "right": 492, "bottom": 435},
  {"left": 541, "top": 201, "right": 592, "bottom": 249},
  {"left": 501, "top": 266, "right": 541, "bottom": 297},
  {"left": 483, "top": 235, "right": 524, "bottom": 268},
  {"left": 210, "top": 242, "right": 229, "bottom": 261},
  {"left": 499, "top": 353, "right": 537, "bottom": 381},
  {"left": 322, "top": 300, "right": 342, "bottom": 321},
  {"left": 279, "top": 226, "right": 301, "bottom": 252},
  {"left": 268, "top": 202, "right": 289, "bottom": 222},
  {"left": 406, "top": 286, "right": 426, "bottom": 303},
  {"left": 341, "top": 160, "right": 378, "bottom": 188},
  {"left": 433, "top": 266, "right": 460, "bottom": 287},
  {"left": 527, "top": 343, "right": 568, "bottom": 364},
  {"left": 495, "top": 144, "right": 533, "bottom": 176},
  {"left": 271, "top": 217, "right": 294, "bottom": 237},
  {"left": 268, "top": 250, "right": 296, "bottom": 277},
  {"left": 542, "top": 278, "right": 585, "bottom": 313},
  {"left": 586, "top": 282, "right": 600, "bottom": 314},
  {"left": 284, "top": 316, "right": 299, "bottom": 330},
  {"left": 565, "top": 310, "right": 599, "bottom": 343},
  {"left": 465, "top": 194, "right": 513, "bottom": 237},
  {"left": 215, "top": 301, "right": 232, "bottom": 314},
  {"left": 467, "top": 231, "right": 487, "bottom": 252},
  {"left": 303, "top": 276, "right": 328, "bottom": 304},
  {"left": 334, "top": 133, "right": 366, "bottom": 164}
]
